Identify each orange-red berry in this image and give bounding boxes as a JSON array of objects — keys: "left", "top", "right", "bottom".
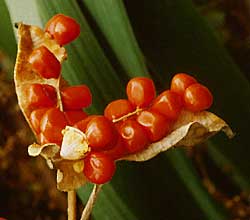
[
  {"left": 137, "top": 110, "right": 171, "bottom": 142},
  {"left": 118, "top": 119, "right": 149, "bottom": 153},
  {"left": 64, "top": 110, "right": 87, "bottom": 126},
  {"left": 28, "top": 46, "right": 61, "bottom": 79},
  {"left": 38, "top": 133, "right": 50, "bottom": 145},
  {"left": 170, "top": 73, "right": 197, "bottom": 96},
  {"left": 103, "top": 135, "right": 128, "bottom": 160},
  {"left": 40, "top": 108, "right": 67, "bottom": 144},
  {"left": 45, "top": 14, "right": 80, "bottom": 45},
  {"left": 27, "top": 84, "right": 57, "bottom": 109},
  {"left": 85, "top": 116, "right": 118, "bottom": 151},
  {"left": 83, "top": 152, "right": 116, "bottom": 184},
  {"left": 184, "top": 83, "right": 213, "bottom": 112},
  {"left": 30, "top": 108, "right": 50, "bottom": 133},
  {"left": 126, "top": 77, "right": 156, "bottom": 108},
  {"left": 151, "top": 90, "right": 183, "bottom": 120},
  {"left": 61, "top": 85, "right": 92, "bottom": 110},
  {"left": 74, "top": 115, "right": 97, "bottom": 133},
  {"left": 104, "top": 99, "right": 134, "bottom": 121}
]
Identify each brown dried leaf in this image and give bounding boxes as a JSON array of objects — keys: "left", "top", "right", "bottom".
[{"left": 122, "top": 111, "right": 234, "bottom": 161}]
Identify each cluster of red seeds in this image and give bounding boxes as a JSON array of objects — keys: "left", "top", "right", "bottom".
[
  {"left": 25, "top": 14, "right": 214, "bottom": 185},
  {"left": 27, "top": 14, "right": 90, "bottom": 148},
  {"left": 75, "top": 74, "right": 213, "bottom": 184}
]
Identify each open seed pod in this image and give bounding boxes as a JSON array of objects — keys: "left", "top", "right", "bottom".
[
  {"left": 14, "top": 22, "right": 233, "bottom": 193},
  {"left": 122, "top": 110, "right": 233, "bottom": 161},
  {"left": 14, "top": 23, "right": 89, "bottom": 191}
]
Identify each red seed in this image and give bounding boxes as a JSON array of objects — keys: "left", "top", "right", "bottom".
[
  {"left": 126, "top": 77, "right": 156, "bottom": 108},
  {"left": 45, "top": 14, "right": 80, "bottom": 45},
  {"left": 137, "top": 110, "right": 171, "bottom": 142},
  {"left": 103, "top": 135, "right": 128, "bottom": 160},
  {"left": 61, "top": 85, "right": 92, "bottom": 110},
  {"left": 151, "top": 90, "right": 183, "bottom": 120},
  {"left": 30, "top": 108, "right": 50, "bottom": 133},
  {"left": 85, "top": 116, "right": 118, "bottom": 151},
  {"left": 118, "top": 119, "right": 149, "bottom": 153},
  {"left": 27, "top": 84, "right": 57, "bottom": 109},
  {"left": 170, "top": 73, "right": 197, "bottom": 96},
  {"left": 28, "top": 46, "right": 61, "bottom": 79},
  {"left": 74, "top": 115, "right": 97, "bottom": 133},
  {"left": 83, "top": 152, "right": 116, "bottom": 184},
  {"left": 64, "top": 110, "right": 87, "bottom": 126},
  {"left": 40, "top": 108, "right": 67, "bottom": 144},
  {"left": 184, "top": 83, "right": 213, "bottom": 112},
  {"left": 104, "top": 99, "right": 134, "bottom": 121},
  {"left": 38, "top": 133, "right": 51, "bottom": 145}
]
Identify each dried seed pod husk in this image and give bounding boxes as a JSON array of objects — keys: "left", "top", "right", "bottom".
[
  {"left": 55, "top": 160, "right": 87, "bottom": 192},
  {"left": 122, "top": 110, "right": 233, "bottom": 161},
  {"left": 60, "top": 126, "right": 89, "bottom": 160}
]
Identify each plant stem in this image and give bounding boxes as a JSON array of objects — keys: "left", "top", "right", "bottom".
[
  {"left": 80, "top": 184, "right": 102, "bottom": 220},
  {"left": 112, "top": 107, "right": 142, "bottom": 123},
  {"left": 68, "top": 190, "right": 76, "bottom": 220}
]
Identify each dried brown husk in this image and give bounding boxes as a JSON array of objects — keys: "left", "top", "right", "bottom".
[
  {"left": 122, "top": 110, "right": 234, "bottom": 161},
  {"left": 14, "top": 23, "right": 234, "bottom": 192}
]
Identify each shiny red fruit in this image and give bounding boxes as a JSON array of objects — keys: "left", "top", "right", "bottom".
[
  {"left": 61, "top": 85, "right": 92, "bottom": 110},
  {"left": 27, "top": 84, "right": 57, "bottom": 109},
  {"left": 45, "top": 14, "right": 80, "bottom": 45},
  {"left": 151, "top": 90, "right": 183, "bottom": 120},
  {"left": 83, "top": 152, "right": 116, "bottom": 184},
  {"left": 137, "top": 110, "right": 171, "bottom": 142},
  {"left": 30, "top": 108, "right": 50, "bottom": 133},
  {"left": 170, "top": 73, "right": 197, "bottom": 96},
  {"left": 184, "top": 83, "right": 213, "bottom": 112},
  {"left": 86, "top": 116, "right": 118, "bottom": 151},
  {"left": 103, "top": 135, "right": 128, "bottom": 160},
  {"left": 40, "top": 108, "right": 67, "bottom": 144},
  {"left": 38, "top": 133, "right": 50, "bottom": 145},
  {"left": 104, "top": 99, "right": 134, "bottom": 121},
  {"left": 64, "top": 110, "right": 87, "bottom": 126},
  {"left": 126, "top": 77, "right": 156, "bottom": 108},
  {"left": 28, "top": 46, "right": 61, "bottom": 79},
  {"left": 118, "top": 119, "right": 149, "bottom": 153},
  {"left": 74, "top": 115, "right": 97, "bottom": 133}
]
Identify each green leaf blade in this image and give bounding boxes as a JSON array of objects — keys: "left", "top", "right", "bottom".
[
  {"left": 124, "top": 0, "right": 250, "bottom": 190},
  {"left": 80, "top": 0, "right": 148, "bottom": 77}
]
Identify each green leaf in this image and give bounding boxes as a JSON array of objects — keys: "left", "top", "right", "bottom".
[
  {"left": 79, "top": 0, "right": 148, "bottom": 77},
  {"left": 166, "top": 149, "right": 228, "bottom": 219},
  {"left": 207, "top": 140, "right": 250, "bottom": 190},
  {"left": 124, "top": 0, "right": 250, "bottom": 190},
  {"left": 78, "top": 183, "right": 137, "bottom": 220},
  {"left": 0, "top": 1, "right": 16, "bottom": 59}
]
